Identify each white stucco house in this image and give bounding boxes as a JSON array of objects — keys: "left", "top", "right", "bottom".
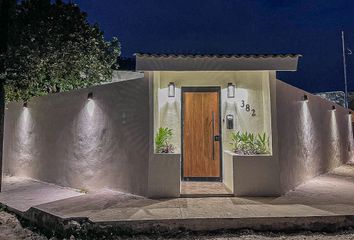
[{"left": 2, "top": 53, "right": 353, "bottom": 198}]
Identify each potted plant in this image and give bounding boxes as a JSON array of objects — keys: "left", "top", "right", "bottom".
[{"left": 155, "top": 127, "right": 175, "bottom": 153}]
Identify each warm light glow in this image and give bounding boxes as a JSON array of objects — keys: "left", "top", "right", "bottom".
[
  {"left": 329, "top": 110, "right": 340, "bottom": 168},
  {"left": 86, "top": 99, "right": 95, "bottom": 117},
  {"left": 234, "top": 88, "right": 248, "bottom": 102},
  {"left": 347, "top": 114, "right": 354, "bottom": 155},
  {"left": 168, "top": 82, "right": 175, "bottom": 98},
  {"left": 15, "top": 106, "right": 35, "bottom": 176},
  {"left": 227, "top": 83, "right": 235, "bottom": 98},
  {"left": 70, "top": 99, "right": 113, "bottom": 189},
  {"left": 299, "top": 102, "right": 316, "bottom": 177}
]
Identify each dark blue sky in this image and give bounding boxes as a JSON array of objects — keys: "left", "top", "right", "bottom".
[{"left": 73, "top": 0, "right": 354, "bottom": 93}]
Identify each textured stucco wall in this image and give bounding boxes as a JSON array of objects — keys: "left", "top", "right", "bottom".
[
  {"left": 275, "top": 80, "right": 354, "bottom": 193},
  {"left": 3, "top": 78, "right": 150, "bottom": 195},
  {"left": 224, "top": 151, "right": 280, "bottom": 196},
  {"left": 148, "top": 153, "right": 181, "bottom": 198}
]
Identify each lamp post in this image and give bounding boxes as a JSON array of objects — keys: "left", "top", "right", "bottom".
[{"left": 342, "top": 31, "right": 349, "bottom": 108}]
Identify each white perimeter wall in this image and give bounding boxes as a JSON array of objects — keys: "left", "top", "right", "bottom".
[
  {"left": 3, "top": 78, "right": 150, "bottom": 195},
  {"left": 275, "top": 79, "right": 354, "bottom": 193}
]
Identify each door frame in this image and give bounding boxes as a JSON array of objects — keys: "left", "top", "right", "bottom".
[{"left": 181, "top": 86, "right": 223, "bottom": 182}]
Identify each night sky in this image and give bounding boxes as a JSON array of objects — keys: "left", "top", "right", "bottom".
[{"left": 73, "top": 0, "right": 354, "bottom": 93}]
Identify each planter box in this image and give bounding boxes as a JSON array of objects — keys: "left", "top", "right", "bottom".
[
  {"left": 148, "top": 153, "right": 181, "bottom": 198},
  {"left": 224, "top": 151, "right": 280, "bottom": 196}
]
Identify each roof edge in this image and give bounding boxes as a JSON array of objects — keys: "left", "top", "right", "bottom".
[
  {"left": 134, "top": 53, "right": 302, "bottom": 59},
  {"left": 135, "top": 53, "right": 301, "bottom": 71}
]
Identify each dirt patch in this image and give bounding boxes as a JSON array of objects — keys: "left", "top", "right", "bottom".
[
  {"left": 1, "top": 210, "right": 354, "bottom": 240},
  {"left": 0, "top": 210, "right": 47, "bottom": 240}
]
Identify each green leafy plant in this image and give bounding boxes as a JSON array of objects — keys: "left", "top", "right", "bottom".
[
  {"left": 155, "top": 127, "right": 175, "bottom": 153},
  {"left": 255, "top": 133, "right": 270, "bottom": 154},
  {"left": 1, "top": 0, "right": 121, "bottom": 102},
  {"left": 78, "top": 188, "right": 88, "bottom": 194},
  {"left": 230, "top": 131, "right": 270, "bottom": 155}
]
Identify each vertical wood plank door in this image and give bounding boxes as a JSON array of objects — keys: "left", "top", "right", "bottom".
[{"left": 182, "top": 88, "right": 221, "bottom": 180}]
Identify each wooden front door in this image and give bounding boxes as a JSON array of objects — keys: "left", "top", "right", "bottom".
[{"left": 182, "top": 87, "right": 222, "bottom": 181}]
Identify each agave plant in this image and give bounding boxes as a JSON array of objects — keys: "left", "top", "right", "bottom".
[
  {"left": 230, "top": 131, "right": 270, "bottom": 155},
  {"left": 155, "top": 127, "right": 175, "bottom": 153},
  {"left": 255, "top": 133, "right": 270, "bottom": 154},
  {"left": 230, "top": 131, "right": 241, "bottom": 152}
]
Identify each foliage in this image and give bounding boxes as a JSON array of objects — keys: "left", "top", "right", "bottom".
[
  {"left": 315, "top": 91, "right": 345, "bottom": 107},
  {"left": 78, "top": 188, "right": 88, "bottom": 194},
  {"left": 0, "top": 0, "right": 121, "bottom": 102},
  {"left": 230, "top": 131, "right": 270, "bottom": 155},
  {"left": 155, "top": 127, "right": 175, "bottom": 153}
]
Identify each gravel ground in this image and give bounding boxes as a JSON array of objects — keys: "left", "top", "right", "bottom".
[
  {"left": 0, "top": 210, "right": 46, "bottom": 240},
  {"left": 1, "top": 210, "right": 354, "bottom": 240}
]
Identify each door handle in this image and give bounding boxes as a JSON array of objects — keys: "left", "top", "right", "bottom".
[
  {"left": 214, "top": 135, "right": 220, "bottom": 141},
  {"left": 212, "top": 111, "right": 215, "bottom": 160}
]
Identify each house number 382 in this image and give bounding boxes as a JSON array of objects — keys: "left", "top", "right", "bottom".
[{"left": 241, "top": 100, "right": 256, "bottom": 117}]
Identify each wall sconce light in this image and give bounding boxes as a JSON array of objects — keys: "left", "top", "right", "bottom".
[
  {"left": 227, "top": 83, "right": 235, "bottom": 98},
  {"left": 87, "top": 92, "right": 93, "bottom": 100},
  {"left": 349, "top": 111, "right": 352, "bottom": 115},
  {"left": 168, "top": 82, "right": 175, "bottom": 98},
  {"left": 302, "top": 94, "right": 308, "bottom": 102},
  {"left": 332, "top": 105, "right": 336, "bottom": 111},
  {"left": 23, "top": 102, "right": 28, "bottom": 108}
]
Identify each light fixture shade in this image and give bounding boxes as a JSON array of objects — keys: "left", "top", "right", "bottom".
[
  {"left": 168, "top": 82, "right": 175, "bottom": 97},
  {"left": 227, "top": 83, "right": 235, "bottom": 98},
  {"left": 23, "top": 102, "right": 28, "bottom": 108},
  {"left": 332, "top": 105, "right": 336, "bottom": 111}
]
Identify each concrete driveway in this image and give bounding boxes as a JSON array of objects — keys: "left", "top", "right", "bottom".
[{"left": 1, "top": 162, "right": 354, "bottom": 233}]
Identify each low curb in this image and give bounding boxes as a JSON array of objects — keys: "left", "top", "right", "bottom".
[{"left": 2, "top": 202, "right": 354, "bottom": 238}]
